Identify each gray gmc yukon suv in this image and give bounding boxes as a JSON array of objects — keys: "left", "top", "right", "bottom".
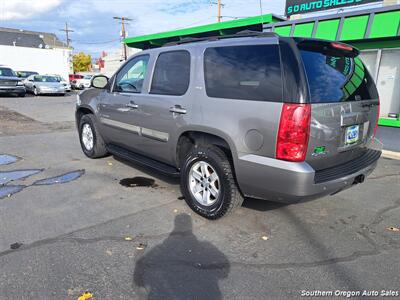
[{"left": 75, "top": 32, "right": 381, "bottom": 219}]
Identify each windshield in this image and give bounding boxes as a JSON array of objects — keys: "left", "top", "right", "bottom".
[
  {"left": 0, "top": 67, "right": 16, "bottom": 77},
  {"left": 33, "top": 75, "right": 58, "bottom": 83},
  {"left": 83, "top": 75, "right": 93, "bottom": 79}
]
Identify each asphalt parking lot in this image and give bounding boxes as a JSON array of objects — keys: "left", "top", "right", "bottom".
[{"left": 0, "top": 93, "right": 399, "bottom": 299}]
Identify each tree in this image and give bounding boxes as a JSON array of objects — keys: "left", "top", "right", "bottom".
[{"left": 72, "top": 52, "right": 92, "bottom": 72}]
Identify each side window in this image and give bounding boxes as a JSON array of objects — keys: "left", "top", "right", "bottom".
[
  {"left": 115, "top": 55, "right": 149, "bottom": 93},
  {"left": 150, "top": 50, "right": 190, "bottom": 96},
  {"left": 204, "top": 45, "right": 283, "bottom": 102}
]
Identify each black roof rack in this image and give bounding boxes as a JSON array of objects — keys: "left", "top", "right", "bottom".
[{"left": 163, "top": 30, "right": 278, "bottom": 47}]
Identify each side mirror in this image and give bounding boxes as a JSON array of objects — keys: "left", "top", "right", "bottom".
[{"left": 91, "top": 75, "right": 109, "bottom": 89}]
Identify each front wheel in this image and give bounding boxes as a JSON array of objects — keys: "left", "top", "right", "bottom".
[
  {"left": 180, "top": 146, "right": 243, "bottom": 219},
  {"left": 78, "top": 114, "right": 108, "bottom": 158},
  {"left": 33, "top": 87, "right": 38, "bottom": 96}
]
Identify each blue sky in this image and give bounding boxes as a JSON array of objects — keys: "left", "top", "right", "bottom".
[{"left": 0, "top": 0, "right": 285, "bottom": 58}]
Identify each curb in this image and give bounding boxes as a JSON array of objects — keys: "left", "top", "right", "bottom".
[{"left": 382, "top": 150, "right": 400, "bottom": 160}]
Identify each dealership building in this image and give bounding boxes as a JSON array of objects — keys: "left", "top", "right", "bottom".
[{"left": 124, "top": 1, "right": 400, "bottom": 128}]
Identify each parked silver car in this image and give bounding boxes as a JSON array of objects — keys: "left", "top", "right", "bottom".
[
  {"left": 24, "top": 75, "right": 65, "bottom": 96},
  {"left": 75, "top": 32, "right": 381, "bottom": 219}
]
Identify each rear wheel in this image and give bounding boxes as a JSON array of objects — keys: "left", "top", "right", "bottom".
[
  {"left": 78, "top": 114, "right": 108, "bottom": 158},
  {"left": 180, "top": 145, "right": 243, "bottom": 219}
]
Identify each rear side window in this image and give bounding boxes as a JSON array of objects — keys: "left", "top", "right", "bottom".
[
  {"left": 150, "top": 50, "right": 190, "bottom": 96},
  {"left": 300, "top": 50, "right": 378, "bottom": 103},
  {"left": 204, "top": 45, "right": 282, "bottom": 102}
]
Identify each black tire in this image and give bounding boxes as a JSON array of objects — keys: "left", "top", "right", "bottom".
[
  {"left": 180, "top": 145, "right": 243, "bottom": 220},
  {"left": 33, "top": 87, "right": 38, "bottom": 96},
  {"left": 18, "top": 92, "right": 26, "bottom": 97},
  {"left": 78, "top": 114, "right": 108, "bottom": 158}
]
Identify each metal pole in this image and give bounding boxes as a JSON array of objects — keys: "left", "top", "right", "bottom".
[{"left": 218, "top": 0, "right": 221, "bottom": 22}]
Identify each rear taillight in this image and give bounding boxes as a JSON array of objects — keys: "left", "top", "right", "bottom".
[
  {"left": 276, "top": 103, "right": 311, "bottom": 162},
  {"left": 373, "top": 98, "right": 380, "bottom": 137}
]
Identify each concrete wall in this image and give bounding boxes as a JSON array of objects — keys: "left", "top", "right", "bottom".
[{"left": 0, "top": 45, "right": 71, "bottom": 82}]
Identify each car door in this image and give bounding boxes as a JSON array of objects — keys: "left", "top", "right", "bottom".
[
  {"left": 98, "top": 54, "right": 150, "bottom": 152},
  {"left": 132, "top": 50, "right": 192, "bottom": 165},
  {"left": 24, "top": 75, "right": 34, "bottom": 92}
]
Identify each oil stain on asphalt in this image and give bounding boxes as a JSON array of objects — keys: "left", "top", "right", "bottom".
[
  {"left": 119, "top": 177, "right": 157, "bottom": 188},
  {"left": 10, "top": 242, "right": 23, "bottom": 250}
]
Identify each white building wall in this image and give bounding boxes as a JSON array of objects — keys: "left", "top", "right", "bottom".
[
  {"left": 102, "top": 47, "right": 141, "bottom": 76},
  {"left": 0, "top": 45, "right": 71, "bottom": 82}
]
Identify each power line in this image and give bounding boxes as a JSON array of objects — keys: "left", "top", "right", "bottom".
[
  {"left": 113, "top": 16, "right": 133, "bottom": 61},
  {"left": 59, "top": 22, "right": 73, "bottom": 48},
  {"left": 74, "top": 38, "right": 121, "bottom": 45}
]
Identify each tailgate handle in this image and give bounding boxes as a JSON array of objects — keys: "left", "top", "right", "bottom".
[{"left": 341, "top": 112, "right": 359, "bottom": 126}]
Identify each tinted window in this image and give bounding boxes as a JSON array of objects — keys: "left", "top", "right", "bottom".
[
  {"left": 150, "top": 51, "right": 190, "bottom": 96},
  {"left": 115, "top": 55, "right": 149, "bottom": 93},
  {"left": 301, "top": 50, "right": 378, "bottom": 103},
  {"left": 204, "top": 45, "right": 282, "bottom": 102}
]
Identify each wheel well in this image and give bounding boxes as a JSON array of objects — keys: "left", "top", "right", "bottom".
[
  {"left": 176, "top": 131, "right": 233, "bottom": 167},
  {"left": 76, "top": 107, "right": 93, "bottom": 125}
]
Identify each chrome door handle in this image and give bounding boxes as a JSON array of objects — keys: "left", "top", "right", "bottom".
[
  {"left": 126, "top": 102, "right": 138, "bottom": 109},
  {"left": 169, "top": 105, "right": 187, "bottom": 114}
]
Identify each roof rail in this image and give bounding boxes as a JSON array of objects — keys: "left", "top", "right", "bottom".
[{"left": 163, "top": 30, "right": 278, "bottom": 47}]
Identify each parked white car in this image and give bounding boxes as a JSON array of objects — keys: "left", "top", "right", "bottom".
[{"left": 75, "top": 75, "right": 93, "bottom": 89}]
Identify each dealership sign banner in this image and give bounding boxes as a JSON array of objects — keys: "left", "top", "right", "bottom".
[{"left": 285, "top": 0, "right": 382, "bottom": 16}]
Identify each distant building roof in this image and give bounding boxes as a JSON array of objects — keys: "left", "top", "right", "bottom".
[{"left": 0, "top": 27, "right": 71, "bottom": 49}]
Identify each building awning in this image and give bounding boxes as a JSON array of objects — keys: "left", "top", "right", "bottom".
[
  {"left": 263, "top": 4, "right": 400, "bottom": 47},
  {"left": 124, "top": 13, "right": 285, "bottom": 49}
]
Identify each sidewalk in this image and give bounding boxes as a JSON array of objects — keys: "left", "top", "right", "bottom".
[
  {"left": 376, "top": 126, "right": 400, "bottom": 152},
  {"left": 376, "top": 126, "right": 400, "bottom": 159}
]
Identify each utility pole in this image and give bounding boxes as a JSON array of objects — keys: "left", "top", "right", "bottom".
[
  {"left": 217, "top": 0, "right": 222, "bottom": 22},
  {"left": 211, "top": 1, "right": 224, "bottom": 22},
  {"left": 113, "top": 16, "right": 133, "bottom": 61},
  {"left": 59, "top": 22, "right": 73, "bottom": 48}
]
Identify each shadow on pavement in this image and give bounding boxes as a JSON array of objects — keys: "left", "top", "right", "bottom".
[
  {"left": 113, "top": 156, "right": 180, "bottom": 185},
  {"left": 242, "top": 197, "right": 288, "bottom": 211},
  {"left": 133, "top": 213, "right": 230, "bottom": 299}
]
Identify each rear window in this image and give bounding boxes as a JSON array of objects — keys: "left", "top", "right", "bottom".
[
  {"left": 300, "top": 50, "right": 378, "bottom": 103},
  {"left": 204, "top": 45, "right": 283, "bottom": 102}
]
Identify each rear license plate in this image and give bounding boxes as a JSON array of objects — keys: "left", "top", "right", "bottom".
[{"left": 345, "top": 125, "right": 359, "bottom": 145}]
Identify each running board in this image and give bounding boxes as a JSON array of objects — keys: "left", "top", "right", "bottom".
[{"left": 107, "top": 144, "right": 180, "bottom": 177}]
